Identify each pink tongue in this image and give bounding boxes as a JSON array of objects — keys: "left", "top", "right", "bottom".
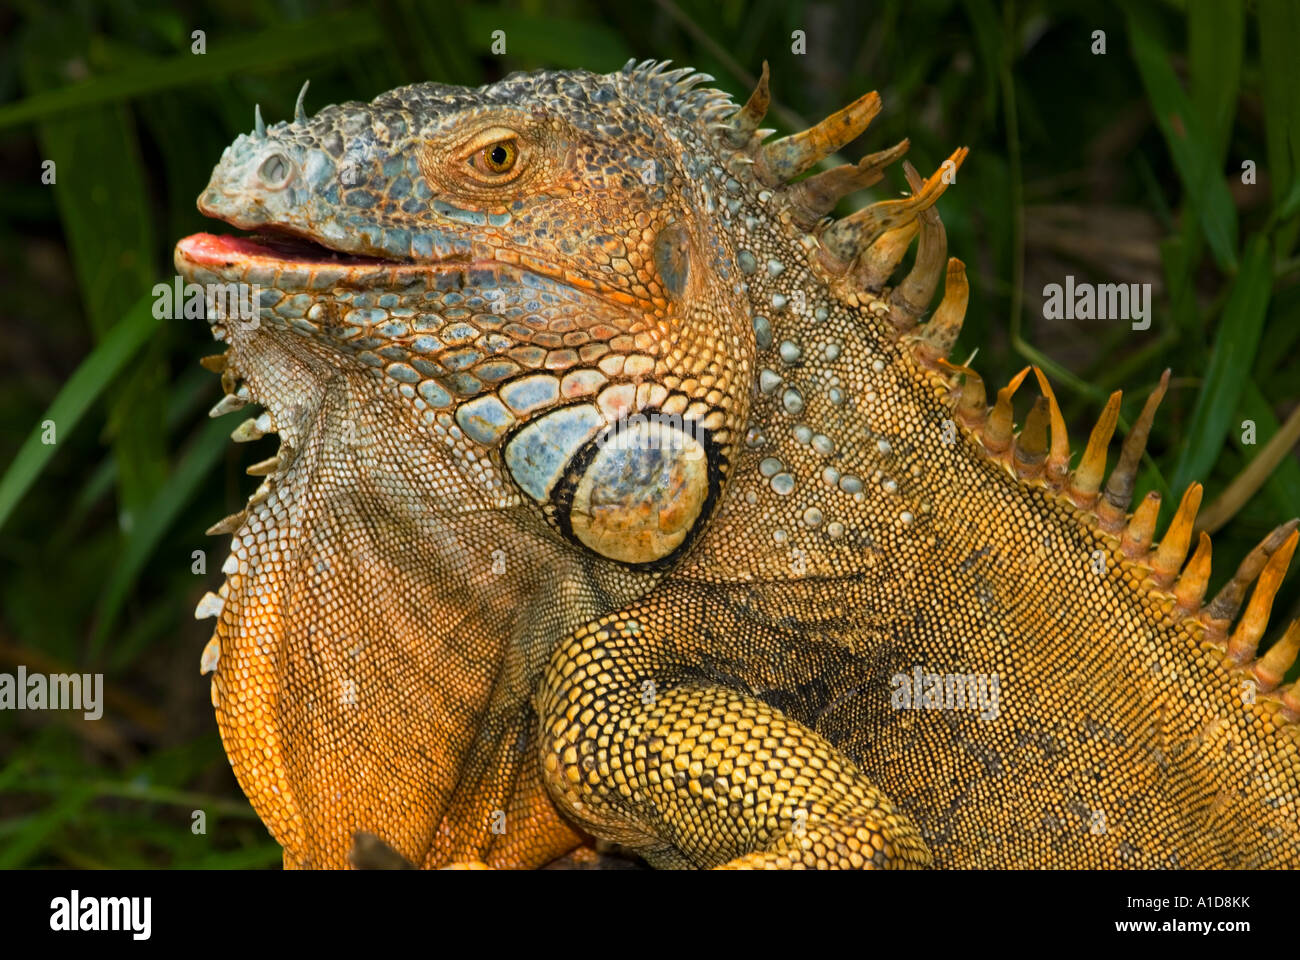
[{"left": 176, "top": 232, "right": 377, "bottom": 265}]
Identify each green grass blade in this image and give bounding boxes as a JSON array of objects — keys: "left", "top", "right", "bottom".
[
  {"left": 1276, "top": 176, "right": 1300, "bottom": 224},
  {"left": 0, "top": 294, "right": 161, "bottom": 531},
  {"left": 1188, "top": 0, "right": 1242, "bottom": 166},
  {"left": 1127, "top": 7, "right": 1239, "bottom": 272},
  {"left": 1258, "top": 0, "right": 1300, "bottom": 257},
  {"left": 1169, "top": 235, "right": 1273, "bottom": 496}
]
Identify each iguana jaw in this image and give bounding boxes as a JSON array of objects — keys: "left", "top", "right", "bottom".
[
  {"left": 173, "top": 228, "right": 480, "bottom": 294},
  {"left": 177, "top": 230, "right": 402, "bottom": 269}
]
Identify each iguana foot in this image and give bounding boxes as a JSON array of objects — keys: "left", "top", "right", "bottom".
[{"left": 538, "top": 616, "right": 932, "bottom": 870}]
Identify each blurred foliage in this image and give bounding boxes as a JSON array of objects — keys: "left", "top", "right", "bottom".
[{"left": 0, "top": 0, "right": 1297, "bottom": 868}]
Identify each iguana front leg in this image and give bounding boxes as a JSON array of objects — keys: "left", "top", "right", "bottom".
[{"left": 538, "top": 616, "right": 931, "bottom": 869}]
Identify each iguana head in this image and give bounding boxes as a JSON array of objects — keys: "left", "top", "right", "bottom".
[
  {"left": 176, "top": 61, "right": 967, "bottom": 570},
  {"left": 178, "top": 66, "right": 763, "bottom": 568}
]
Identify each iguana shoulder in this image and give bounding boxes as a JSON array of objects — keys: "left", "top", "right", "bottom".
[{"left": 177, "top": 60, "right": 1300, "bottom": 869}]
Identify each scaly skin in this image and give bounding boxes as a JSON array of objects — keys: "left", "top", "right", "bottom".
[{"left": 176, "top": 62, "right": 1300, "bottom": 869}]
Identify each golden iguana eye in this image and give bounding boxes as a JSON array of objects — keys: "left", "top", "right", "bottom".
[{"left": 470, "top": 139, "right": 518, "bottom": 177}]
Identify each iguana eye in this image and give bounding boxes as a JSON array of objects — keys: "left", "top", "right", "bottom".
[{"left": 469, "top": 139, "right": 519, "bottom": 178}]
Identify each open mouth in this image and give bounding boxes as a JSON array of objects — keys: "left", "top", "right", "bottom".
[{"left": 176, "top": 227, "right": 404, "bottom": 269}]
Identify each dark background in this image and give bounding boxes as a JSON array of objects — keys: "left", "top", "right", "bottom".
[{"left": 0, "top": 0, "right": 1297, "bottom": 868}]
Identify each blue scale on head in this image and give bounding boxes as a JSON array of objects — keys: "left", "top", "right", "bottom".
[
  {"left": 418, "top": 380, "right": 453, "bottom": 407},
  {"left": 500, "top": 375, "right": 559, "bottom": 415},
  {"left": 442, "top": 349, "right": 481, "bottom": 372},
  {"left": 455, "top": 395, "right": 516, "bottom": 446},
  {"left": 476, "top": 360, "right": 519, "bottom": 382}
]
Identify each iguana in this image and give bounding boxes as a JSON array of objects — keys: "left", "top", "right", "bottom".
[{"left": 175, "top": 61, "right": 1300, "bottom": 869}]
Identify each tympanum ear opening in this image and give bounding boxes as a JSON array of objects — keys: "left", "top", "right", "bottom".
[{"left": 505, "top": 409, "right": 724, "bottom": 568}]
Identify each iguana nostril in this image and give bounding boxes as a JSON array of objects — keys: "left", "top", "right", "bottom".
[{"left": 258, "top": 152, "right": 293, "bottom": 189}]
